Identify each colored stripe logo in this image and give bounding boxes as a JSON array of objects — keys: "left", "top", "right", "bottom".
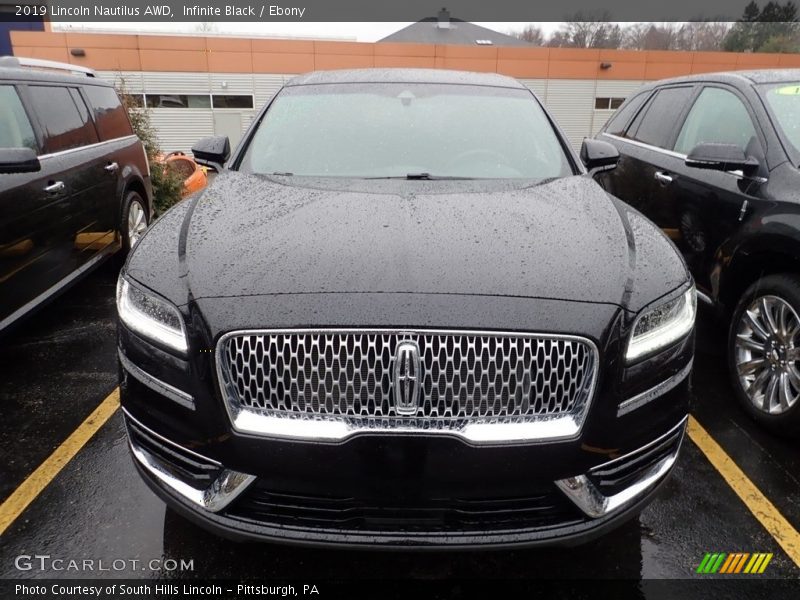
[{"left": 696, "top": 552, "right": 773, "bottom": 574}]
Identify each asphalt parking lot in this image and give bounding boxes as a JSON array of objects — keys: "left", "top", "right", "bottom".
[{"left": 0, "top": 260, "right": 798, "bottom": 594}]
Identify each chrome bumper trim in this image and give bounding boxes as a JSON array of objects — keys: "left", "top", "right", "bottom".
[
  {"left": 555, "top": 417, "right": 687, "bottom": 518},
  {"left": 124, "top": 409, "right": 254, "bottom": 513},
  {"left": 119, "top": 349, "right": 195, "bottom": 410},
  {"left": 617, "top": 360, "right": 693, "bottom": 417},
  {"left": 227, "top": 408, "right": 585, "bottom": 444}
]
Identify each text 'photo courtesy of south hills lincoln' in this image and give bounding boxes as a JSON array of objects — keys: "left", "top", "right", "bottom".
[{"left": 0, "top": 1, "right": 799, "bottom": 599}]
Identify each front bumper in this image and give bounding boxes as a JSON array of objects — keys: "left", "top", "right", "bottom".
[
  {"left": 118, "top": 315, "right": 693, "bottom": 548},
  {"left": 123, "top": 406, "right": 687, "bottom": 548}
]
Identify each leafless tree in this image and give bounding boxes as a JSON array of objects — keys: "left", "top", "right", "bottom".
[
  {"left": 512, "top": 25, "right": 545, "bottom": 46},
  {"left": 674, "top": 22, "right": 732, "bottom": 51},
  {"left": 620, "top": 22, "right": 730, "bottom": 51},
  {"left": 621, "top": 23, "right": 679, "bottom": 50},
  {"left": 551, "top": 12, "right": 623, "bottom": 48},
  {"left": 547, "top": 31, "right": 571, "bottom": 47},
  {"left": 621, "top": 23, "right": 653, "bottom": 50}
]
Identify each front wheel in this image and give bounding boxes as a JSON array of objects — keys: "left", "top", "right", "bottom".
[
  {"left": 120, "top": 191, "right": 149, "bottom": 256},
  {"left": 728, "top": 274, "right": 800, "bottom": 436}
]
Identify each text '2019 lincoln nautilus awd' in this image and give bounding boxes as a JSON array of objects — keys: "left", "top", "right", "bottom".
[{"left": 117, "top": 69, "right": 696, "bottom": 548}]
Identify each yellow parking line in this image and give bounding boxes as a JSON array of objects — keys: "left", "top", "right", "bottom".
[
  {"left": 688, "top": 416, "right": 800, "bottom": 568},
  {"left": 0, "top": 388, "right": 119, "bottom": 536}
]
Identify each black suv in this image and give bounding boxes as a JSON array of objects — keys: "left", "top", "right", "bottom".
[
  {"left": 0, "top": 56, "right": 152, "bottom": 335},
  {"left": 596, "top": 69, "right": 800, "bottom": 433}
]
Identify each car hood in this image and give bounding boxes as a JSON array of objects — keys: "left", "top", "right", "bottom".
[{"left": 127, "top": 172, "right": 688, "bottom": 313}]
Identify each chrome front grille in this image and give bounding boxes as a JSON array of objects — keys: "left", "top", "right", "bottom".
[{"left": 216, "top": 330, "right": 598, "bottom": 441}]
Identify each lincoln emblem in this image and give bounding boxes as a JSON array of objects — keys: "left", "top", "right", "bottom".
[{"left": 393, "top": 340, "right": 421, "bottom": 416}]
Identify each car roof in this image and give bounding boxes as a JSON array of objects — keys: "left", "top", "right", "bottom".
[
  {"left": 0, "top": 65, "right": 112, "bottom": 87},
  {"left": 641, "top": 68, "right": 800, "bottom": 90},
  {"left": 286, "top": 68, "right": 526, "bottom": 89}
]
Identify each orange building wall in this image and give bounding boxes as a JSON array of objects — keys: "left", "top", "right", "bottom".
[{"left": 11, "top": 30, "right": 800, "bottom": 79}]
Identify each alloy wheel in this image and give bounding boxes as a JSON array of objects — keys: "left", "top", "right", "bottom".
[
  {"left": 734, "top": 294, "right": 800, "bottom": 415},
  {"left": 128, "top": 200, "right": 147, "bottom": 247}
]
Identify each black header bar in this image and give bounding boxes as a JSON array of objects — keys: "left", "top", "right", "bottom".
[{"left": 0, "top": 0, "right": 760, "bottom": 23}]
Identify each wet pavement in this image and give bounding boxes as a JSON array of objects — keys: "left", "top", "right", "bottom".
[{"left": 0, "top": 262, "right": 798, "bottom": 592}]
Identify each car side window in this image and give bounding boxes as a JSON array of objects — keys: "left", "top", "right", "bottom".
[
  {"left": 673, "top": 87, "right": 758, "bottom": 155},
  {"left": 84, "top": 85, "right": 133, "bottom": 140},
  {"left": 603, "top": 92, "right": 650, "bottom": 136},
  {"left": 0, "top": 85, "right": 37, "bottom": 151},
  {"left": 69, "top": 88, "right": 93, "bottom": 129},
  {"left": 626, "top": 86, "right": 694, "bottom": 149},
  {"left": 28, "top": 85, "right": 99, "bottom": 154}
]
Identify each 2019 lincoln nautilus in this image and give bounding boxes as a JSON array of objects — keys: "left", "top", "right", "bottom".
[{"left": 117, "top": 69, "right": 696, "bottom": 548}]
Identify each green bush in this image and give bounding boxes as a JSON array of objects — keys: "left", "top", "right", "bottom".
[
  {"left": 116, "top": 80, "right": 184, "bottom": 218},
  {"left": 150, "top": 161, "right": 185, "bottom": 216}
]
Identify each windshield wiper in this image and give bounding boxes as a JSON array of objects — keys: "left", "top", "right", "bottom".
[
  {"left": 268, "top": 171, "right": 294, "bottom": 176},
  {"left": 366, "top": 173, "right": 475, "bottom": 180}
]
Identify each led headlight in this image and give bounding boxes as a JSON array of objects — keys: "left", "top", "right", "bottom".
[
  {"left": 626, "top": 286, "right": 696, "bottom": 362},
  {"left": 116, "top": 276, "right": 188, "bottom": 354}
]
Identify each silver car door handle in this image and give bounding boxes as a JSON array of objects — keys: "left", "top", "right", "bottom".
[
  {"left": 654, "top": 171, "right": 673, "bottom": 185},
  {"left": 44, "top": 181, "right": 65, "bottom": 194},
  {"left": 104, "top": 162, "right": 119, "bottom": 173}
]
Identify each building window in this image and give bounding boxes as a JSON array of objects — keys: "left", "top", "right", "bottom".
[
  {"left": 595, "top": 97, "right": 627, "bottom": 110},
  {"left": 212, "top": 95, "right": 254, "bottom": 109},
  {"left": 145, "top": 94, "right": 211, "bottom": 109},
  {"left": 140, "top": 94, "right": 253, "bottom": 109}
]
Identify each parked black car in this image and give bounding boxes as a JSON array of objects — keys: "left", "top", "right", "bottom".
[
  {"left": 596, "top": 69, "right": 800, "bottom": 434},
  {"left": 0, "top": 56, "right": 152, "bottom": 335},
  {"left": 118, "top": 69, "right": 695, "bottom": 548}
]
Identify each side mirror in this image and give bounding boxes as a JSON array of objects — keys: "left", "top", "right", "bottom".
[
  {"left": 580, "top": 139, "right": 619, "bottom": 173},
  {"left": 685, "top": 143, "right": 759, "bottom": 175},
  {"left": 191, "top": 136, "right": 230, "bottom": 172},
  {"left": 0, "top": 147, "right": 40, "bottom": 174}
]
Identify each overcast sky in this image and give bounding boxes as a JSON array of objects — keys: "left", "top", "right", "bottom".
[{"left": 53, "top": 22, "right": 563, "bottom": 41}]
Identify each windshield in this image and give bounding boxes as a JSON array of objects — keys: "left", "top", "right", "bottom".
[
  {"left": 761, "top": 82, "right": 800, "bottom": 160},
  {"left": 238, "top": 83, "right": 573, "bottom": 179}
]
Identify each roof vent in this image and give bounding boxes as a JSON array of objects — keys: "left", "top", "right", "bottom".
[
  {"left": 437, "top": 7, "right": 451, "bottom": 29},
  {"left": 476, "top": 40, "right": 493, "bottom": 45}
]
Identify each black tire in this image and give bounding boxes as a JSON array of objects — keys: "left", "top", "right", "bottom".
[
  {"left": 119, "top": 190, "right": 149, "bottom": 257},
  {"left": 728, "top": 273, "right": 800, "bottom": 436}
]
